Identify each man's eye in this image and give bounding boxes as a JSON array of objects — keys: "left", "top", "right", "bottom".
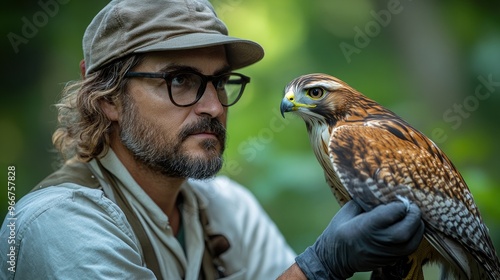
[{"left": 171, "top": 74, "right": 188, "bottom": 86}]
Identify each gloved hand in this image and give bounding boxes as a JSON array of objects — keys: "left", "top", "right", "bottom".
[{"left": 295, "top": 200, "right": 424, "bottom": 279}]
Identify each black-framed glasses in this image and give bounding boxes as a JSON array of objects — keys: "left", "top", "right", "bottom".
[{"left": 124, "top": 70, "right": 251, "bottom": 107}]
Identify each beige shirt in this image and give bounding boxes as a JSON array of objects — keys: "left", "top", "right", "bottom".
[{"left": 89, "top": 150, "right": 295, "bottom": 279}]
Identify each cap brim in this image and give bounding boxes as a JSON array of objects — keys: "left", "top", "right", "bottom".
[{"left": 133, "top": 33, "right": 264, "bottom": 70}]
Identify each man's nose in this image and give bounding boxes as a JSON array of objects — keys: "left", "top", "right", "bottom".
[{"left": 193, "top": 82, "right": 224, "bottom": 118}]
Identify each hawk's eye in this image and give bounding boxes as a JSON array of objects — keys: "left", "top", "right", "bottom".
[{"left": 307, "top": 87, "right": 325, "bottom": 99}]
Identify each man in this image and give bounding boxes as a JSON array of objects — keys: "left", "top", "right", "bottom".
[{"left": 0, "top": 0, "right": 424, "bottom": 279}]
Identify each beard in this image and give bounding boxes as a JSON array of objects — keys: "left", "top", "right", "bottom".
[{"left": 119, "top": 96, "right": 226, "bottom": 179}]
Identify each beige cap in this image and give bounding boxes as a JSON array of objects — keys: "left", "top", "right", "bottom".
[{"left": 83, "top": 0, "right": 264, "bottom": 74}]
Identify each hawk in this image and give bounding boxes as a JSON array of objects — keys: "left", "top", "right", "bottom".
[{"left": 280, "top": 73, "right": 500, "bottom": 280}]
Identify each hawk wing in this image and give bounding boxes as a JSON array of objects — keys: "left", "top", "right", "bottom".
[{"left": 328, "top": 121, "right": 498, "bottom": 278}]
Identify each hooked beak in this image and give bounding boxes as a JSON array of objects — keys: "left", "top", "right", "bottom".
[{"left": 280, "top": 91, "right": 316, "bottom": 118}]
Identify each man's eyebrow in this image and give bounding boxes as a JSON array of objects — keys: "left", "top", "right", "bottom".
[
  {"left": 158, "top": 64, "right": 232, "bottom": 75},
  {"left": 157, "top": 64, "right": 195, "bottom": 73},
  {"left": 214, "top": 65, "right": 232, "bottom": 75}
]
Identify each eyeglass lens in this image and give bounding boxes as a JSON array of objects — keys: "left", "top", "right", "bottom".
[{"left": 169, "top": 73, "right": 243, "bottom": 106}]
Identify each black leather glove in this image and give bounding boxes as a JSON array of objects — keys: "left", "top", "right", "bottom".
[{"left": 295, "top": 200, "right": 424, "bottom": 279}]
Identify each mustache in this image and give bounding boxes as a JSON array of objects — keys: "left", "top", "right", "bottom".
[{"left": 179, "top": 117, "right": 226, "bottom": 143}]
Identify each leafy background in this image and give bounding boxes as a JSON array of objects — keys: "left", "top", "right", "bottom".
[{"left": 1, "top": 0, "right": 499, "bottom": 278}]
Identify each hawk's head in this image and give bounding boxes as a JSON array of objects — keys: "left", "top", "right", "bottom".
[{"left": 280, "top": 73, "right": 360, "bottom": 126}]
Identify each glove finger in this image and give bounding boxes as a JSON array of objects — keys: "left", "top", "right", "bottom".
[
  {"left": 370, "top": 220, "right": 424, "bottom": 258},
  {"left": 401, "top": 219, "right": 425, "bottom": 254},
  {"left": 358, "top": 201, "right": 407, "bottom": 230},
  {"left": 331, "top": 200, "right": 364, "bottom": 226},
  {"left": 371, "top": 204, "right": 425, "bottom": 255},
  {"left": 344, "top": 200, "right": 364, "bottom": 214},
  {"left": 384, "top": 204, "right": 423, "bottom": 242}
]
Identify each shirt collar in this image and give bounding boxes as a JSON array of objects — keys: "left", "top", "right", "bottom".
[{"left": 94, "top": 149, "right": 201, "bottom": 229}]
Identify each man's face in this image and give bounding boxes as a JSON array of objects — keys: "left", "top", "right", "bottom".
[{"left": 119, "top": 46, "right": 229, "bottom": 179}]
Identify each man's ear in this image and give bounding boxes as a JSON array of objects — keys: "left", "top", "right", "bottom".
[
  {"left": 79, "top": 59, "right": 86, "bottom": 78},
  {"left": 100, "top": 99, "right": 120, "bottom": 121}
]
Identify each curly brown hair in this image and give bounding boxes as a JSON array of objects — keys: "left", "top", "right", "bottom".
[{"left": 53, "top": 55, "right": 143, "bottom": 162}]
